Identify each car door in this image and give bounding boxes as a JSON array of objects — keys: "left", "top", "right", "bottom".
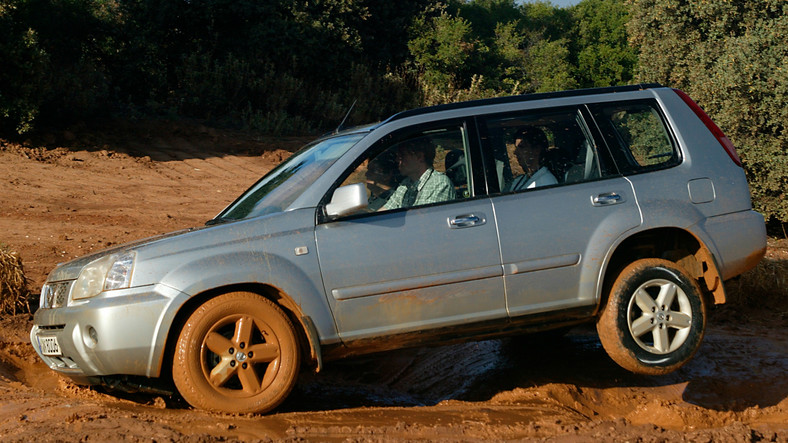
[
  {"left": 479, "top": 107, "right": 642, "bottom": 317},
  {"left": 314, "top": 119, "right": 506, "bottom": 342}
]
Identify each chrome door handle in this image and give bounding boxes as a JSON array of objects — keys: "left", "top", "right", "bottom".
[
  {"left": 449, "top": 214, "right": 486, "bottom": 228},
  {"left": 592, "top": 192, "right": 622, "bottom": 206}
]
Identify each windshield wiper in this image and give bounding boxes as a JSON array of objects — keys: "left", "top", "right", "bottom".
[{"left": 205, "top": 217, "right": 231, "bottom": 226}]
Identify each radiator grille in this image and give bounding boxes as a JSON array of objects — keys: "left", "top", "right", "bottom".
[{"left": 41, "top": 281, "right": 72, "bottom": 308}]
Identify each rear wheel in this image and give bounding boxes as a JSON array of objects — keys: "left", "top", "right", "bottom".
[
  {"left": 172, "top": 292, "right": 300, "bottom": 413},
  {"left": 597, "top": 259, "right": 706, "bottom": 375}
]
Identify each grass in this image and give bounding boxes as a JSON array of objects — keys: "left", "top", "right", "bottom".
[
  {"left": 725, "top": 256, "right": 788, "bottom": 313},
  {"left": 0, "top": 244, "right": 30, "bottom": 316}
]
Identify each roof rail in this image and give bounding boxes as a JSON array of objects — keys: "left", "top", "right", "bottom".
[{"left": 385, "top": 83, "right": 663, "bottom": 123}]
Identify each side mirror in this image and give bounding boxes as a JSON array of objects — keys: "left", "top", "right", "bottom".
[{"left": 325, "top": 183, "right": 368, "bottom": 218}]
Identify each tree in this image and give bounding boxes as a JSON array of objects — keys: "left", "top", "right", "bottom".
[
  {"left": 409, "top": 9, "right": 477, "bottom": 93},
  {"left": 570, "top": 0, "right": 637, "bottom": 87},
  {"left": 528, "top": 38, "right": 577, "bottom": 92},
  {"left": 0, "top": 1, "right": 46, "bottom": 134},
  {"left": 629, "top": 0, "right": 788, "bottom": 224},
  {"left": 0, "top": 0, "right": 117, "bottom": 134}
]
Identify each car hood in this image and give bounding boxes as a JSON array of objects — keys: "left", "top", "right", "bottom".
[{"left": 45, "top": 227, "right": 205, "bottom": 282}]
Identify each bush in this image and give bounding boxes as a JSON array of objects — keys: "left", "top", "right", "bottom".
[
  {"left": 0, "top": 2, "right": 48, "bottom": 134},
  {"left": 0, "top": 244, "right": 30, "bottom": 316},
  {"left": 174, "top": 54, "right": 417, "bottom": 134},
  {"left": 0, "top": 0, "right": 118, "bottom": 134},
  {"left": 725, "top": 256, "right": 788, "bottom": 314},
  {"left": 629, "top": 0, "right": 788, "bottom": 224}
]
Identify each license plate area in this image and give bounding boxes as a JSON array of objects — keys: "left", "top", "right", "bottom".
[{"left": 37, "top": 336, "right": 62, "bottom": 356}]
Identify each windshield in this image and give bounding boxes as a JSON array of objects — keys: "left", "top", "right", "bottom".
[{"left": 214, "top": 133, "right": 366, "bottom": 222}]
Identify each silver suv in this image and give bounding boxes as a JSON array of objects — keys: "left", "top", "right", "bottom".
[{"left": 31, "top": 84, "right": 766, "bottom": 414}]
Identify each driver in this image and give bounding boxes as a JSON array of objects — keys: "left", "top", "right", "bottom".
[{"left": 381, "top": 140, "right": 455, "bottom": 210}]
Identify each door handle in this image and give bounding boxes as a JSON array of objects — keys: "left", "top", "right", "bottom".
[
  {"left": 592, "top": 192, "right": 623, "bottom": 206},
  {"left": 449, "top": 214, "right": 486, "bottom": 228}
]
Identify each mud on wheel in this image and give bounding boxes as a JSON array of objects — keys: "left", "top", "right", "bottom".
[
  {"left": 172, "top": 292, "right": 300, "bottom": 414},
  {"left": 597, "top": 258, "right": 707, "bottom": 375}
]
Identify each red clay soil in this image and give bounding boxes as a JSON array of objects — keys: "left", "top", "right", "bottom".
[{"left": 1, "top": 121, "right": 786, "bottom": 442}]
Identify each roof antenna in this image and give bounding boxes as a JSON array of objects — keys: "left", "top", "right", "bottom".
[{"left": 335, "top": 100, "right": 357, "bottom": 134}]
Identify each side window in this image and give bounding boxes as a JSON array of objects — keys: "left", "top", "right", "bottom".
[
  {"left": 590, "top": 101, "right": 679, "bottom": 174},
  {"left": 480, "top": 108, "right": 613, "bottom": 193},
  {"left": 338, "top": 123, "right": 472, "bottom": 213}
]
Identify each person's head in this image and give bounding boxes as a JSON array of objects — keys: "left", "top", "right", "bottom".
[
  {"left": 514, "top": 127, "right": 548, "bottom": 174},
  {"left": 395, "top": 139, "right": 435, "bottom": 180},
  {"left": 365, "top": 154, "right": 396, "bottom": 195}
]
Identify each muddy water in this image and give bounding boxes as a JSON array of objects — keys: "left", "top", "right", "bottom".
[
  {"left": 2, "top": 316, "right": 787, "bottom": 441},
  {"left": 288, "top": 324, "right": 788, "bottom": 419}
]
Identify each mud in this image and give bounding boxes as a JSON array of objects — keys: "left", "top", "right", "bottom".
[{"left": 1, "top": 121, "right": 786, "bottom": 441}]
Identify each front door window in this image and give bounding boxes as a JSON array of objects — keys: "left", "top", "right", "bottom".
[{"left": 338, "top": 124, "right": 472, "bottom": 215}]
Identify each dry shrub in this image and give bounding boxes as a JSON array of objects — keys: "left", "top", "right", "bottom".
[
  {"left": 0, "top": 244, "right": 30, "bottom": 316},
  {"left": 724, "top": 257, "right": 788, "bottom": 312}
]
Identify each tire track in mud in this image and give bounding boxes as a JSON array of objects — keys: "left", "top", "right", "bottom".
[
  {"left": 126, "top": 138, "right": 267, "bottom": 193},
  {"left": 284, "top": 324, "right": 788, "bottom": 430},
  {"left": 190, "top": 138, "right": 272, "bottom": 176},
  {"left": 153, "top": 137, "right": 246, "bottom": 180}
]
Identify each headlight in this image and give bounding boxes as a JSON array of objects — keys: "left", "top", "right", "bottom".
[
  {"left": 71, "top": 251, "right": 136, "bottom": 301},
  {"left": 105, "top": 251, "right": 135, "bottom": 290}
]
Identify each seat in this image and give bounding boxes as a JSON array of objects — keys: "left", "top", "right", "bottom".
[
  {"left": 564, "top": 140, "right": 599, "bottom": 183},
  {"left": 445, "top": 149, "right": 469, "bottom": 197}
]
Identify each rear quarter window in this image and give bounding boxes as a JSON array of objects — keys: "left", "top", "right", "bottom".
[{"left": 590, "top": 100, "right": 679, "bottom": 174}]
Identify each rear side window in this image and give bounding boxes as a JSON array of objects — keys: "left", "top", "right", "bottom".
[
  {"left": 590, "top": 100, "right": 679, "bottom": 174},
  {"left": 478, "top": 107, "right": 617, "bottom": 193}
]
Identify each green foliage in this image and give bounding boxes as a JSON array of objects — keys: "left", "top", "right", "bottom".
[
  {"left": 629, "top": 0, "right": 788, "bottom": 223},
  {"left": 527, "top": 38, "right": 577, "bottom": 92},
  {"left": 610, "top": 107, "right": 673, "bottom": 167},
  {"left": 0, "top": 0, "right": 115, "bottom": 134},
  {"left": 409, "top": 9, "right": 477, "bottom": 93},
  {"left": 176, "top": 53, "right": 416, "bottom": 134},
  {"left": 492, "top": 21, "right": 527, "bottom": 90},
  {"left": 406, "top": 0, "right": 635, "bottom": 100},
  {"left": 0, "top": 17, "right": 46, "bottom": 134},
  {"left": 570, "top": 0, "right": 637, "bottom": 87},
  {"left": 0, "top": 0, "right": 426, "bottom": 135},
  {"left": 1, "top": 0, "right": 642, "bottom": 136},
  {"left": 5, "top": 0, "right": 782, "bottom": 224}
]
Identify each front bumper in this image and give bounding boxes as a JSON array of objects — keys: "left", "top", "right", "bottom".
[{"left": 30, "top": 283, "right": 188, "bottom": 384}]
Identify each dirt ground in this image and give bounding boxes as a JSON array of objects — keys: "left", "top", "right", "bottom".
[{"left": 1, "top": 121, "right": 786, "bottom": 442}]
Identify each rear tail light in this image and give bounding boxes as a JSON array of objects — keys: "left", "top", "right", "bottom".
[{"left": 673, "top": 89, "right": 742, "bottom": 167}]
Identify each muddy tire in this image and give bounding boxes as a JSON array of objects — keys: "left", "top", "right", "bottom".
[
  {"left": 172, "top": 292, "right": 300, "bottom": 414},
  {"left": 597, "top": 259, "right": 706, "bottom": 375}
]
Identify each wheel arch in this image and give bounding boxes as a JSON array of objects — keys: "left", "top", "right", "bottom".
[
  {"left": 599, "top": 227, "right": 725, "bottom": 313},
  {"left": 157, "top": 283, "right": 321, "bottom": 384}
]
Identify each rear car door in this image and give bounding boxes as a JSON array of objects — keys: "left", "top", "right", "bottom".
[{"left": 479, "top": 107, "right": 642, "bottom": 317}]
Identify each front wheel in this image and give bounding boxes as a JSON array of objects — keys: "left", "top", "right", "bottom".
[
  {"left": 597, "top": 259, "right": 706, "bottom": 375},
  {"left": 172, "top": 292, "right": 301, "bottom": 414}
]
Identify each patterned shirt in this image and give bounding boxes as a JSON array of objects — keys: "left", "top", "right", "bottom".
[{"left": 382, "top": 168, "right": 456, "bottom": 210}]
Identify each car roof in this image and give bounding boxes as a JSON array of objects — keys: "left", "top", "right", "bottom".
[{"left": 384, "top": 83, "right": 664, "bottom": 124}]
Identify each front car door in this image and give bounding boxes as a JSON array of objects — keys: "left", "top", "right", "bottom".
[{"left": 314, "top": 119, "right": 506, "bottom": 344}]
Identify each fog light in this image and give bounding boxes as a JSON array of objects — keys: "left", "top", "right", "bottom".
[{"left": 84, "top": 326, "right": 98, "bottom": 348}]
